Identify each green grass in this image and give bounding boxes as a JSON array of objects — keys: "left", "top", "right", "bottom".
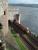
[
  {"left": 15, "top": 36, "right": 28, "bottom": 50},
  {"left": 7, "top": 48, "right": 11, "bottom": 50},
  {"left": 11, "top": 30, "right": 28, "bottom": 50},
  {"left": 7, "top": 47, "right": 13, "bottom": 50}
]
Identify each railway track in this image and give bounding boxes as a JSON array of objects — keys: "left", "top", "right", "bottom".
[{"left": 8, "top": 20, "right": 38, "bottom": 50}]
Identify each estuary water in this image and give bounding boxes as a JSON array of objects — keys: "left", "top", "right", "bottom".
[{"left": 9, "top": 5, "right": 38, "bottom": 36}]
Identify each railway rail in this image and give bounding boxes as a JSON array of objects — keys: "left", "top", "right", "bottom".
[{"left": 8, "top": 20, "right": 38, "bottom": 50}]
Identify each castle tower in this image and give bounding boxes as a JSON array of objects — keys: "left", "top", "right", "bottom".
[
  {"left": 13, "top": 8, "right": 21, "bottom": 24},
  {"left": 14, "top": 14, "right": 20, "bottom": 24},
  {"left": 2, "top": 0, "right": 8, "bottom": 36}
]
